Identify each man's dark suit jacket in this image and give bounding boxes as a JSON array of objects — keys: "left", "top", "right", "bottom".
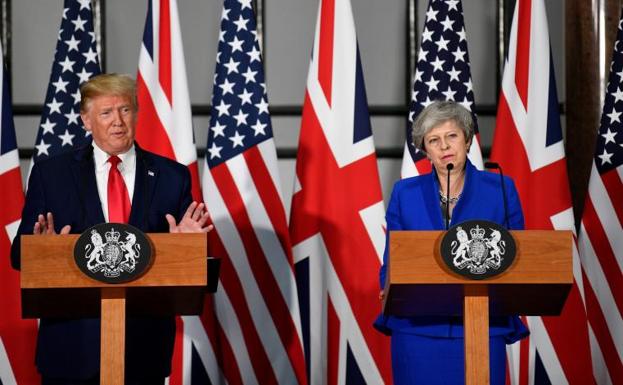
[{"left": 10, "top": 142, "right": 193, "bottom": 379}]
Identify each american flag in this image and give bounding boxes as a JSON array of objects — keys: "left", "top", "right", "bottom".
[
  {"left": 33, "top": 0, "right": 101, "bottom": 163},
  {"left": 402, "top": 0, "right": 483, "bottom": 178},
  {"left": 134, "top": 1, "right": 204, "bottom": 383},
  {"left": 201, "top": 0, "right": 307, "bottom": 383},
  {"left": 289, "top": 0, "right": 391, "bottom": 383},
  {"left": 578, "top": 7, "right": 623, "bottom": 384},
  {"left": 0, "top": 43, "right": 39, "bottom": 385},
  {"left": 490, "top": 1, "right": 594, "bottom": 384}
]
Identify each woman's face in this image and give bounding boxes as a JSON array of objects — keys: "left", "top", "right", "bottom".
[{"left": 422, "top": 120, "right": 469, "bottom": 172}]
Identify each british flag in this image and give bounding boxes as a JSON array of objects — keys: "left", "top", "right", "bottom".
[
  {"left": 134, "top": 1, "right": 205, "bottom": 383},
  {"left": 0, "top": 42, "right": 39, "bottom": 385},
  {"left": 490, "top": 1, "right": 594, "bottom": 384},
  {"left": 32, "top": 0, "right": 101, "bottom": 163},
  {"left": 135, "top": 0, "right": 201, "bottom": 202},
  {"left": 402, "top": 0, "right": 483, "bottom": 178},
  {"left": 201, "top": 0, "right": 308, "bottom": 383},
  {"left": 288, "top": 0, "right": 391, "bottom": 383},
  {"left": 2, "top": 1, "right": 100, "bottom": 382},
  {"left": 578, "top": 7, "right": 623, "bottom": 384}
]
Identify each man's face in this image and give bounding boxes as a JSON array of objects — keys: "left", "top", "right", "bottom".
[{"left": 81, "top": 94, "right": 136, "bottom": 155}]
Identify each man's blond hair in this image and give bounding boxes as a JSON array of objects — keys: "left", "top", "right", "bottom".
[{"left": 79, "top": 73, "right": 137, "bottom": 112}]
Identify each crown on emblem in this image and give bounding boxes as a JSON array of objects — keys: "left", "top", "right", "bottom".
[
  {"left": 105, "top": 228, "right": 121, "bottom": 242},
  {"left": 470, "top": 225, "right": 486, "bottom": 239}
]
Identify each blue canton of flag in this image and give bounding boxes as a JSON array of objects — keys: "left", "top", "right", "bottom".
[
  {"left": 596, "top": 20, "right": 623, "bottom": 174},
  {"left": 207, "top": 0, "right": 271, "bottom": 167},
  {"left": 406, "top": 0, "right": 478, "bottom": 164},
  {"left": 34, "top": 0, "right": 101, "bottom": 162}
]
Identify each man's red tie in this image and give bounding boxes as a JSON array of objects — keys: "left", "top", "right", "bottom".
[{"left": 107, "top": 155, "right": 131, "bottom": 223}]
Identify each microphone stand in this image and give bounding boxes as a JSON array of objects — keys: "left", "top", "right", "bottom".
[
  {"left": 484, "top": 162, "right": 510, "bottom": 229},
  {"left": 445, "top": 163, "right": 454, "bottom": 230}
]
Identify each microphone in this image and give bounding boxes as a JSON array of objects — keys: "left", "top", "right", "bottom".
[
  {"left": 484, "top": 162, "right": 510, "bottom": 229},
  {"left": 445, "top": 163, "right": 454, "bottom": 230}
]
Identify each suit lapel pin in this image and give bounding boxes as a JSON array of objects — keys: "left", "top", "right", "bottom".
[{"left": 148, "top": 170, "right": 155, "bottom": 177}]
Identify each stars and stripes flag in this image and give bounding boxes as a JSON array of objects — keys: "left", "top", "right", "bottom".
[
  {"left": 402, "top": 0, "right": 483, "bottom": 178},
  {"left": 33, "top": 0, "right": 101, "bottom": 163},
  {"left": 134, "top": 1, "right": 205, "bottom": 383},
  {"left": 288, "top": 0, "right": 391, "bottom": 383},
  {"left": 577, "top": 7, "right": 623, "bottom": 384},
  {"left": 201, "top": 0, "right": 307, "bottom": 383},
  {"left": 490, "top": 1, "right": 594, "bottom": 384},
  {"left": 0, "top": 42, "right": 39, "bottom": 385}
]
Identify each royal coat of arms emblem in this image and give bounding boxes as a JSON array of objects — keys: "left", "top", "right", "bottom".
[
  {"left": 74, "top": 223, "right": 152, "bottom": 283},
  {"left": 440, "top": 220, "right": 516, "bottom": 280}
]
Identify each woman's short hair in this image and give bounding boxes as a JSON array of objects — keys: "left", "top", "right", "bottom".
[
  {"left": 411, "top": 100, "right": 474, "bottom": 151},
  {"left": 79, "top": 73, "right": 137, "bottom": 112}
]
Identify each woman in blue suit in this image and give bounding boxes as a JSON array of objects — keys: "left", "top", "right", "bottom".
[{"left": 375, "top": 101, "right": 528, "bottom": 385}]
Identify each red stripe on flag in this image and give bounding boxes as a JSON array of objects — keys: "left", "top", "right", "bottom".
[
  {"left": 515, "top": 0, "right": 532, "bottom": 109},
  {"left": 414, "top": 158, "right": 432, "bottom": 175},
  {"left": 187, "top": 161, "right": 203, "bottom": 203},
  {"left": 519, "top": 319, "right": 529, "bottom": 385},
  {"left": 135, "top": 73, "right": 176, "bottom": 159},
  {"left": 582, "top": 269, "right": 623, "bottom": 383},
  {"left": 328, "top": 298, "right": 340, "bottom": 385},
  {"left": 318, "top": 0, "right": 335, "bottom": 105},
  {"left": 158, "top": 0, "right": 173, "bottom": 106},
  {"left": 168, "top": 316, "right": 184, "bottom": 385},
  {"left": 600, "top": 169, "right": 623, "bottom": 227},
  {"left": 582, "top": 196, "right": 623, "bottom": 316}
]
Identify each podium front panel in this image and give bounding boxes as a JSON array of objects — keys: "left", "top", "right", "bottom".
[{"left": 383, "top": 230, "right": 573, "bottom": 317}]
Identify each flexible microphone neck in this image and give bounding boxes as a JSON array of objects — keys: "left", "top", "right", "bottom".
[
  {"left": 484, "top": 162, "right": 510, "bottom": 229},
  {"left": 445, "top": 163, "right": 454, "bottom": 230}
]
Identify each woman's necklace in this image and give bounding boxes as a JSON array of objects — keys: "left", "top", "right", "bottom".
[{"left": 439, "top": 191, "right": 461, "bottom": 205}]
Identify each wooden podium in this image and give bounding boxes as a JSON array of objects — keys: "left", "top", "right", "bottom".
[
  {"left": 383, "top": 230, "right": 573, "bottom": 385},
  {"left": 20, "top": 233, "right": 212, "bottom": 385}
]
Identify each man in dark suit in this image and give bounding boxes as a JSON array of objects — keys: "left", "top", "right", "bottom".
[{"left": 11, "top": 73, "right": 211, "bottom": 385}]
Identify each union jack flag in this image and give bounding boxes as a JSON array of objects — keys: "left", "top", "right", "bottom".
[
  {"left": 402, "top": 0, "right": 483, "bottom": 178},
  {"left": 490, "top": 1, "right": 594, "bottom": 384},
  {"left": 578, "top": 7, "right": 623, "bottom": 384},
  {"left": 0, "top": 42, "right": 39, "bottom": 385},
  {"left": 136, "top": 0, "right": 201, "bottom": 201},
  {"left": 289, "top": 0, "right": 391, "bottom": 383},
  {"left": 134, "top": 1, "right": 204, "bottom": 383},
  {"left": 2, "top": 1, "right": 100, "bottom": 382},
  {"left": 33, "top": 0, "right": 101, "bottom": 163},
  {"left": 201, "top": 0, "right": 307, "bottom": 383}
]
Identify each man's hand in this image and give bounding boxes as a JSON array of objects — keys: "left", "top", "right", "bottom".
[
  {"left": 166, "top": 201, "right": 213, "bottom": 233},
  {"left": 33, "top": 212, "right": 71, "bottom": 235}
]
